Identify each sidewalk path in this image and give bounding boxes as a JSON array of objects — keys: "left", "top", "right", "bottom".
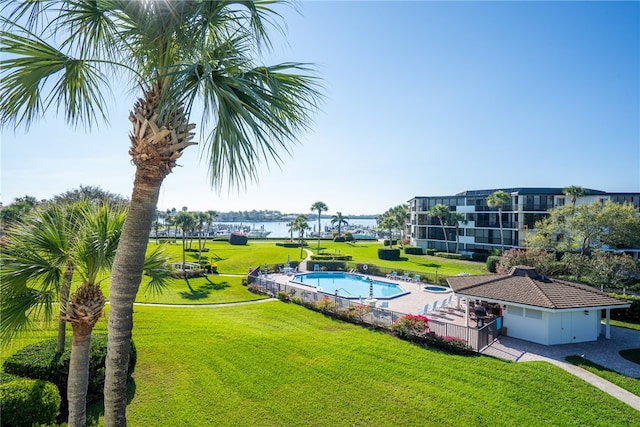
[{"left": 481, "top": 325, "right": 640, "bottom": 411}]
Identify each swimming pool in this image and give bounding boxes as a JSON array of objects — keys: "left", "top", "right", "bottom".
[{"left": 292, "top": 272, "right": 408, "bottom": 299}]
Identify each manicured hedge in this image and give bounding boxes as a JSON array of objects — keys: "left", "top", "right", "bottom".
[
  {"left": 0, "top": 378, "right": 61, "bottom": 427},
  {"left": 228, "top": 232, "right": 248, "bottom": 245},
  {"left": 378, "top": 248, "right": 400, "bottom": 260},
  {"left": 311, "top": 260, "right": 348, "bottom": 271},
  {"left": 435, "top": 252, "right": 465, "bottom": 260},
  {"left": 311, "top": 254, "right": 352, "bottom": 261},
  {"left": 425, "top": 248, "right": 436, "bottom": 256},
  {"left": 404, "top": 246, "right": 424, "bottom": 255},
  {"left": 333, "top": 236, "right": 346, "bottom": 242},
  {"left": 3, "top": 335, "right": 136, "bottom": 416},
  {"left": 472, "top": 252, "right": 490, "bottom": 262},
  {"left": 608, "top": 293, "right": 640, "bottom": 322},
  {"left": 382, "top": 239, "right": 398, "bottom": 246}
]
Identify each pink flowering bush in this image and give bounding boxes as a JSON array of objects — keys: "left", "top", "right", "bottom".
[{"left": 391, "top": 314, "right": 430, "bottom": 339}]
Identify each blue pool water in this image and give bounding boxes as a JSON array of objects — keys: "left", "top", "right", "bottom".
[
  {"left": 292, "top": 272, "right": 408, "bottom": 299},
  {"left": 423, "top": 285, "right": 451, "bottom": 293}
]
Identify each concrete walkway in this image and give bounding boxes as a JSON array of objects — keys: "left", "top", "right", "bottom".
[{"left": 481, "top": 325, "right": 640, "bottom": 411}]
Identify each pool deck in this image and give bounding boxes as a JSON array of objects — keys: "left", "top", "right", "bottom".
[{"left": 269, "top": 272, "right": 471, "bottom": 326}]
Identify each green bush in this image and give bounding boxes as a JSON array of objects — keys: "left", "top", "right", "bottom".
[
  {"left": 275, "top": 242, "right": 304, "bottom": 248},
  {"left": 608, "top": 293, "right": 640, "bottom": 322},
  {"left": 311, "top": 253, "right": 352, "bottom": 261},
  {"left": 435, "top": 252, "right": 465, "bottom": 260},
  {"left": 228, "top": 232, "right": 248, "bottom": 245},
  {"left": 472, "top": 252, "right": 490, "bottom": 262},
  {"left": 404, "top": 246, "right": 424, "bottom": 255},
  {"left": 333, "top": 236, "right": 346, "bottom": 242},
  {"left": 312, "top": 260, "right": 348, "bottom": 271},
  {"left": 344, "top": 232, "right": 354, "bottom": 241},
  {"left": 3, "top": 335, "right": 136, "bottom": 413},
  {"left": 486, "top": 256, "right": 501, "bottom": 273},
  {"left": 425, "top": 248, "right": 436, "bottom": 256},
  {"left": 378, "top": 248, "right": 400, "bottom": 260},
  {"left": 382, "top": 239, "right": 398, "bottom": 246},
  {"left": 0, "top": 378, "right": 61, "bottom": 427}
]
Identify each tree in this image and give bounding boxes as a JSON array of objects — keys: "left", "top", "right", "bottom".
[
  {"left": 0, "top": 195, "right": 40, "bottom": 236},
  {"left": 429, "top": 204, "right": 451, "bottom": 253},
  {"left": 392, "top": 204, "right": 410, "bottom": 245},
  {"left": 286, "top": 221, "right": 295, "bottom": 242},
  {"left": 310, "top": 201, "right": 328, "bottom": 252},
  {"left": 174, "top": 211, "right": 195, "bottom": 270},
  {"left": 50, "top": 185, "right": 129, "bottom": 208},
  {"left": 292, "top": 214, "right": 310, "bottom": 259},
  {"left": 1, "top": 2, "right": 321, "bottom": 423},
  {"left": 563, "top": 185, "right": 587, "bottom": 213},
  {"left": 487, "top": 190, "right": 511, "bottom": 253},
  {"left": 379, "top": 215, "right": 399, "bottom": 248},
  {"left": 330, "top": 212, "right": 349, "bottom": 236},
  {"left": 448, "top": 211, "right": 467, "bottom": 253}
]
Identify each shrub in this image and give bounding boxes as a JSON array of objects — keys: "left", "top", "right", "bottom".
[
  {"left": 3, "top": 335, "right": 136, "bottom": 414},
  {"left": 228, "top": 232, "right": 248, "bottom": 245},
  {"left": 391, "top": 314, "right": 430, "bottom": 339},
  {"left": 312, "top": 260, "right": 348, "bottom": 271},
  {"left": 608, "top": 293, "right": 640, "bottom": 322},
  {"left": 311, "top": 253, "right": 352, "bottom": 261},
  {"left": 275, "top": 242, "right": 305, "bottom": 248},
  {"left": 486, "top": 256, "right": 501, "bottom": 273},
  {"left": 333, "top": 236, "right": 346, "bottom": 242},
  {"left": 383, "top": 239, "right": 398, "bottom": 246},
  {"left": 344, "top": 232, "right": 354, "bottom": 241},
  {"left": 471, "top": 252, "right": 490, "bottom": 262},
  {"left": 425, "top": 248, "right": 436, "bottom": 256},
  {"left": 435, "top": 252, "right": 465, "bottom": 260},
  {"left": 404, "top": 246, "right": 424, "bottom": 255},
  {"left": 378, "top": 248, "right": 400, "bottom": 260},
  {"left": 0, "top": 378, "right": 61, "bottom": 427}
]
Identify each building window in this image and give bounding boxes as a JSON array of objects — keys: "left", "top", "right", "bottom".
[
  {"left": 525, "top": 308, "right": 542, "bottom": 320},
  {"left": 508, "top": 306, "right": 523, "bottom": 316}
]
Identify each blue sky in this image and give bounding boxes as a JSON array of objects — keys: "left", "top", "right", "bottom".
[{"left": 2, "top": 1, "right": 638, "bottom": 215}]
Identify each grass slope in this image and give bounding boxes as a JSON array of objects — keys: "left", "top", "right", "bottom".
[{"left": 119, "top": 303, "right": 637, "bottom": 426}]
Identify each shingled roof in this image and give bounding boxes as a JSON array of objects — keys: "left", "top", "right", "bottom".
[{"left": 446, "top": 266, "right": 629, "bottom": 310}]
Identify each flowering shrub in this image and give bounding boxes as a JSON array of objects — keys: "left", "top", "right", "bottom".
[
  {"left": 348, "top": 304, "right": 372, "bottom": 322},
  {"left": 391, "top": 314, "right": 430, "bottom": 339},
  {"left": 316, "top": 297, "right": 338, "bottom": 313}
]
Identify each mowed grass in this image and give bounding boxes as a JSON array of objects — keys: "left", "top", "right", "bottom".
[{"left": 115, "top": 303, "right": 637, "bottom": 426}]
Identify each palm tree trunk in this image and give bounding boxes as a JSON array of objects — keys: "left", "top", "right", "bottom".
[
  {"left": 104, "top": 172, "right": 163, "bottom": 427},
  {"left": 498, "top": 208, "right": 505, "bottom": 252},
  {"left": 67, "top": 324, "right": 93, "bottom": 427},
  {"left": 439, "top": 219, "right": 450, "bottom": 252},
  {"left": 57, "top": 266, "right": 74, "bottom": 353}
]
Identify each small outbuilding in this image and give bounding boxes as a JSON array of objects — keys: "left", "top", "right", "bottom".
[{"left": 446, "top": 266, "right": 631, "bottom": 345}]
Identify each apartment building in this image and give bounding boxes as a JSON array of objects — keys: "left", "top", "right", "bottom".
[{"left": 408, "top": 188, "right": 640, "bottom": 254}]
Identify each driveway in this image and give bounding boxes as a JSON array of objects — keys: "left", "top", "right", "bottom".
[{"left": 481, "top": 324, "right": 640, "bottom": 410}]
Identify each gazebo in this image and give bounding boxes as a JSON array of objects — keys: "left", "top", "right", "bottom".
[{"left": 446, "top": 266, "right": 631, "bottom": 345}]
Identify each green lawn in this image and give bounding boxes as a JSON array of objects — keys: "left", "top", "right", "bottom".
[{"left": 107, "top": 303, "right": 638, "bottom": 425}]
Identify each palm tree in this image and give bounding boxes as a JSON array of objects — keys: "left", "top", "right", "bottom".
[
  {"left": 286, "top": 221, "right": 295, "bottom": 242},
  {"left": 379, "top": 215, "right": 399, "bottom": 248},
  {"left": 292, "top": 214, "right": 310, "bottom": 259},
  {"left": 392, "top": 204, "right": 410, "bottom": 245},
  {"left": 174, "top": 211, "right": 195, "bottom": 270},
  {"left": 563, "top": 185, "right": 587, "bottom": 213},
  {"left": 330, "top": 212, "right": 349, "bottom": 236},
  {"left": 310, "top": 201, "right": 328, "bottom": 252},
  {"left": 429, "top": 204, "right": 451, "bottom": 253},
  {"left": 1, "top": 3, "right": 321, "bottom": 422},
  {"left": 447, "top": 212, "right": 467, "bottom": 253},
  {"left": 487, "top": 190, "right": 511, "bottom": 252}
]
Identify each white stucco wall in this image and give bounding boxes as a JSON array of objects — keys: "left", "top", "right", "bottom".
[{"left": 505, "top": 305, "right": 601, "bottom": 345}]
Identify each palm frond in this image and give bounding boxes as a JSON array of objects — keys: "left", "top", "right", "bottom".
[{"left": 142, "top": 245, "right": 172, "bottom": 297}]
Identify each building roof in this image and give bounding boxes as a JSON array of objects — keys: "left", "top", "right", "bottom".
[
  {"left": 411, "top": 187, "right": 608, "bottom": 199},
  {"left": 446, "top": 266, "right": 630, "bottom": 310}
]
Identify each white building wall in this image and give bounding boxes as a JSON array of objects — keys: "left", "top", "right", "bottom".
[{"left": 504, "top": 305, "right": 549, "bottom": 345}]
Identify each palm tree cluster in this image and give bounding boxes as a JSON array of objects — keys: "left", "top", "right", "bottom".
[
  {"left": 428, "top": 203, "right": 469, "bottom": 253},
  {"left": 1, "top": 2, "right": 321, "bottom": 423},
  {"left": 310, "top": 201, "right": 328, "bottom": 251},
  {"left": 377, "top": 204, "right": 409, "bottom": 248},
  {"left": 290, "top": 214, "right": 310, "bottom": 259}
]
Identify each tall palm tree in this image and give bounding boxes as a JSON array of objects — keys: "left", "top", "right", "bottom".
[
  {"left": 563, "top": 185, "right": 587, "bottom": 213},
  {"left": 292, "top": 214, "right": 310, "bottom": 259},
  {"left": 487, "top": 190, "right": 511, "bottom": 253},
  {"left": 392, "top": 204, "right": 410, "bottom": 245},
  {"left": 379, "top": 215, "right": 399, "bottom": 248},
  {"left": 429, "top": 203, "right": 451, "bottom": 253},
  {"left": 330, "top": 212, "right": 349, "bottom": 236},
  {"left": 448, "top": 211, "right": 467, "bottom": 253},
  {"left": 1, "top": 3, "right": 321, "bottom": 423},
  {"left": 310, "top": 201, "right": 328, "bottom": 252},
  {"left": 286, "top": 220, "right": 295, "bottom": 242}
]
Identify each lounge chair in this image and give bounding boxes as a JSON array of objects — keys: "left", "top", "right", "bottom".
[
  {"left": 401, "top": 273, "right": 410, "bottom": 281},
  {"left": 431, "top": 300, "right": 440, "bottom": 313},
  {"left": 386, "top": 271, "right": 398, "bottom": 280},
  {"left": 314, "top": 264, "right": 320, "bottom": 272},
  {"left": 379, "top": 301, "right": 389, "bottom": 310},
  {"left": 412, "top": 274, "right": 421, "bottom": 283}
]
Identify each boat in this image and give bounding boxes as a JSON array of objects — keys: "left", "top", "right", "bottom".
[{"left": 247, "top": 229, "right": 271, "bottom": 238}]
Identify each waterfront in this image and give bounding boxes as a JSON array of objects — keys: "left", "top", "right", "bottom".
[{"left": 215, "top": 218, "right": 378, "bottom": 238}]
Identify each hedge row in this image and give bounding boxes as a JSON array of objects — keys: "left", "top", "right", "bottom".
[
  {"left": 608, "top": 294, "right": 640, "bottom": 322},
  {"left": 3, "top": 335, "right": 136, "bottom": 419},
  {"left": 0, "top": 378, "right": 61, "bottom": 427},
  {"left": 378, "top": 248, "right": 400, "bottom": 260},
  {"left": 404, "top": 246, "right": 424, "bottom": 255},
  {"left": 311, "top": 254, "right": 353, "bottom": 261}
]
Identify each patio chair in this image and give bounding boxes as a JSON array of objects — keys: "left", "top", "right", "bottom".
[
  {"left": 379, "top": 301, "right": 389, "bottom": 310},
  {"left": 412, "top": 274, "right": 421, "bottom": 283},
  {"left": 401, "top": 273, "right": 410, "bottom": 281},
  {"left": 314, "top": 264, "right": 320, "bottom": 272},
  {"left": 386, "top": 271, "right": 398, "bottom": 280},
  {"left": 431, "top": 300, "right": 440, "bottom": 313}
]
